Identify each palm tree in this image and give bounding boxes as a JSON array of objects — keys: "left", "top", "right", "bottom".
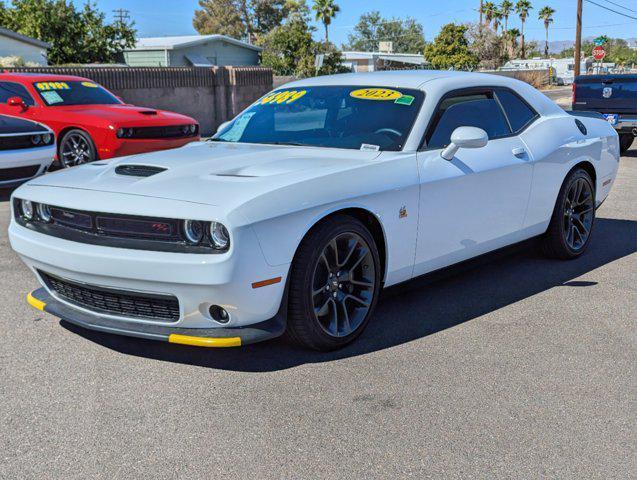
[
  {"left": 515, "top": 0, "right": 533, "bottom": 59},
  {"left": 500, "top": 0, "right": 513, "bottom": 31},
  {"left": 482, "top": 1, "right": 497, "bottom": 28},
  {"left": 312, "top": 0, "right": 340, "bottom": 44},
  {"left": 506, "top": 28, "right": 521, "bottom": 58},
  {"left": 538, "top": 6, "right": 555, "bottom": 58},
  {"left": 493, "top": 8, "right": 503, "bottom": 34}
]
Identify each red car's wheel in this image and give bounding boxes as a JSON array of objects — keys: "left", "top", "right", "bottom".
[{"left": 58, "top": 129, "right": 97, "bottom": 168}]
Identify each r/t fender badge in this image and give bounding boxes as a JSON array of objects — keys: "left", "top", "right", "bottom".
[{"left": 399, "top": 206, "right": 408, "bottom": 218}]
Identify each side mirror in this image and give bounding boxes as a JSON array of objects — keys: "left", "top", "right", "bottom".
[
  {"left": 7, "top": 96, "right": 27, "bottom": 110},
  {"left": 216, "top": 121, "right": 231, "bottom": 134},
  {"left": 440, "top": 126, "right": 488, "bottom": 160}
]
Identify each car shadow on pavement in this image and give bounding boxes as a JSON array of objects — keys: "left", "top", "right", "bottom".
[{"left": 61, "top": 217, "right": 637, "bottom": 372}]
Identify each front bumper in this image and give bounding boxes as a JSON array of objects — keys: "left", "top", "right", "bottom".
[
  {"left": 27, "top": 288, "right": 285, "bottom": 347},
  {"left": 0, "top": 144, "right": 54, "bottom": 187},
  {"left": 100, "top": 136, "right": 200, "bottom": 159},
  {"left": 614, "top": 117, "right": 637, "bottom": 133}
]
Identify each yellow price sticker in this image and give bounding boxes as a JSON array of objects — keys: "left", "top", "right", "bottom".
[
  {"left": 81, "top": 81, "right": 98, "bottom": 88},
  {"left": 260, "top": 90, "right": 308, "bottom": 105},
  {"left": 36, "top": 82, "right": 70, "bottom": 91},
  {"left": 350, "top": 88, "right": 403, "bottom": 101}
]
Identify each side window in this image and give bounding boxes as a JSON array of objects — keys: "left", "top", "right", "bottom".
[
  {"left": 426, "top": 92, "right": 511, "bottom": 149},
  {"left": 495, "top": 89, "right": 538, "bottom": 132},
  {"left": 0, "top": 82, "right": 35, "bottom": 106}
]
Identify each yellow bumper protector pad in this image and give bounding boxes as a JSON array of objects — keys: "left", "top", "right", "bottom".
[
  {"left": 168, "top": 334, "right": 242, "bottom": 348},
  {"left": 27, "top": 291, "right": 46, "bottom": 311}
]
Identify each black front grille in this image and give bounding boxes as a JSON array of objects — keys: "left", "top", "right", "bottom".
[
  {"left": 115, "top": 165, "right": 167, "bottom": 177},
  {"left": 40, "top": 271, "right": 180, "bottom": 322},
  {"left": 0, "top": 165, "right": 39, "bottom": 181},
  {"left": 130, "top": 124, "right": 198, "bottom": 139}
]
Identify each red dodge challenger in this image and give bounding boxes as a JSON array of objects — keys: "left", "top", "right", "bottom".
[{"left": 0, "top": 73, "right": 200, "bottom": 167}]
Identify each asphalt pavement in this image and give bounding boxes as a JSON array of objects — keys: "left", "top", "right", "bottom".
[{"left": 0, "top": 149, "right": 635, "bottom": 479}]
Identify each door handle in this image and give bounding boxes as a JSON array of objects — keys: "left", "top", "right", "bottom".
[{"left": 512, "top": 147, "right": 526, "bottom": 157}]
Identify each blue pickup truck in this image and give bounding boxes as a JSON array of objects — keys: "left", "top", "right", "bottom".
[{"left": 572, "top": 74, "right": 637, "bottom": 153}]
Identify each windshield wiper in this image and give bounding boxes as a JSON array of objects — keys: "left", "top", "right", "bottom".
[{"left": 266, "top": 141, "right": 307, "bottom": 147}]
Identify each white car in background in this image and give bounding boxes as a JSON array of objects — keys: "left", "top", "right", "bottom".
[
  {"left": 9, "top": 71, "right": 619, "bottom": 351},
  {"left": 1, "top": 115, "right": 54, "bottom": 188}
]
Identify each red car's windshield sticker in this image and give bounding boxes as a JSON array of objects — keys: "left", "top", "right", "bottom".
[{"left": 35, "top": 82, "right": 70, "bottom": 91}]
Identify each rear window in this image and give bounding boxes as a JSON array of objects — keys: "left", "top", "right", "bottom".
[
  {"left": 495, "top": 89, "right": 538, "bottom": 132},
  {"left": 33, "top": 80, "right": 121, "bottom": 106}
]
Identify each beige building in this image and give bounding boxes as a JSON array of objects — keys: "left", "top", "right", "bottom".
[{"left": 342, "top": 51, "right": 428, "bottom": 72}]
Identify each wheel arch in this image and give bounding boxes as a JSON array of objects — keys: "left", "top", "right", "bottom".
[
  {"left": 570, "top": 160, "right": 597, "bottom": 189},
  {"left": 56, "top": 126, "right": 98, "bottom": 160},
  {"left": 293, "top": 206, "right": 388, "bottom": 284}
]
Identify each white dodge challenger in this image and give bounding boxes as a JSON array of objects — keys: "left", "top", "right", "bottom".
[{"left": 9, "top": 71, "right": 619, "bottom": 351}]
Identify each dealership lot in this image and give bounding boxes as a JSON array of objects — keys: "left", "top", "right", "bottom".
[{"left": 0, "top": 153, "right": 635, "bottom": 478}]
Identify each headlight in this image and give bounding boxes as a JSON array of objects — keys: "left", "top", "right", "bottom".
[
  {"left": 183, "top": 220, "right": 204, "bottom": 244},
  {"left": 37, "top": 203, "right": 52, "bottom": 222},
  {"left": 30, "top": 134, "right": 41, "bottom": 145},
  {"left": 189, "top": 124, "right": 197, "bottom": 134},
  {"left": 116, "top": 128, "right": 134, "bottom": 138},
  {"left": 21, "top": 199, "right": 34, "bottom": 220},
  {"left": 41, "top": 133, "right": 53, "bottom": 145},
  {"left": 209, "top": 222, "right": 230, "bottom": 250}
]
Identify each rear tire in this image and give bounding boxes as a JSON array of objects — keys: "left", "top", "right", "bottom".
[
  {"left": 541, "top": 168, "right": 596, "bottom": 260},
  {"left": 619, "top": 133, "right": 633, "bottom": 154},
  {"left": 286, "top": 215, "right": 381, "bottom": 351}
]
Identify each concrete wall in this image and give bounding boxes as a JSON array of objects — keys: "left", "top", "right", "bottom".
[
  {"left": 0, "top": 35, "right": 48, "bottom": 65},
  {"left": 6, "top": 66, "right": 273, "bottom": 135}
]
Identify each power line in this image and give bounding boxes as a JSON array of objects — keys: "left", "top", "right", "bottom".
[
  {"left": 584, "top": 0, "right": 637, "bottom": 20},
  {"left": 113, "top": 8, "right": 131, "bottom": 24},
  {"left": 597, "top": 0, "right": 637, "bottom": 13}
]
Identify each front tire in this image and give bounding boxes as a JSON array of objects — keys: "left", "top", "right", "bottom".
[
  {"left": 619, "top": 133, "right": 633, "bottom": 154},
  {"left": 541, "top": 168, "right": 596, "bottom": 259},
  {"left": 286, "top": 215, "right": 381, "bottom": 351},
  {"left": 58, "top": 129, "right": 97, "bottom": 168}
]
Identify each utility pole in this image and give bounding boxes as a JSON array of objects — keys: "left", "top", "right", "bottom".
[
  {"left": 574, "top": 0, "right": 583, "bottom": 76},
  {"left": 113, "top": 8, "right": 131, "bottom": 24}
]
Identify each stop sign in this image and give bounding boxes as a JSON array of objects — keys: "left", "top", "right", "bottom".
[{"left": 593, "top": 45, "right": 606, "bottom": 61}]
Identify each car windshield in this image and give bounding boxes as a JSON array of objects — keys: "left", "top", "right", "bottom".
[
  {"left": 33, "top": 80, "right": 122, "bottom": 106},
  {"left": 213, "top": 85, "right": 424, "bottom": 151}
]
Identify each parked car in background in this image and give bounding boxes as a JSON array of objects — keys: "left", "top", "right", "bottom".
[
  {"left": 0, "top": 114, "right": 54, "bottom": 188},
  {"left": 572, "top": 74, "right": 637, "bottom": 153},
  {"left": 0, "top": 73, "right": 200, "bottom": 167},
  {"left": 11, "top": 71, "right": 619, "bottom": 351}
]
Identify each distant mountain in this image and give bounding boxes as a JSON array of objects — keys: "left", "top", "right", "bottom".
[{"left": 547, "top": 37, "right": 637, "bottom": 54}]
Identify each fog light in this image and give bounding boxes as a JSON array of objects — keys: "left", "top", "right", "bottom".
[
  {"left": 21, "top": 199, "right": 34, "bottom": 220},
  {"left": 209, "top": 305, "right": 229, "bottom": 323}
]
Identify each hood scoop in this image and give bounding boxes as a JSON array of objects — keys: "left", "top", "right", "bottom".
[
  {"left": 115, "top": 164, "right": 167, "bottom": 177},
  {"left": 138, "top": 109, "right": 158, "bottom": 115}
]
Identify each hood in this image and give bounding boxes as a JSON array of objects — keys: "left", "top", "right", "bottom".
[
  {"left": 25, "top": 141, "right": 381, "bottom": 209},
  {"left": 53, "top": 104, "right": 195, "bottom": 125},
  {"left": 0, "top": 114, "right": 49, "bottom": 134}
]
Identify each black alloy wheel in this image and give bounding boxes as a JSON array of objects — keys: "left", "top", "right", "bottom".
[
  {"left": 286, "top": 215, "right": 381, "bottom": 351},
  {"left": 59, "top": 130, "right": 97, "bottom": 168}
]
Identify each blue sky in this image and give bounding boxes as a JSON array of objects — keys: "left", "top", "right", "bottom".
[{"left": 80, "top": 0, "right": 637, "bottom": 45}]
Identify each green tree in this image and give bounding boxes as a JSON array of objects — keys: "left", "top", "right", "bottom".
[
  {"left": 257, "top": 14, "right": 315, "bottom": 76},
  {"left": 515, "top": 0, "right": 532, "bottom": 59},
  {"left": 424, "top": 23, "right": 479, "bottom": 70},
  {"left": 194, "top": 0, "right": 290, "bottom": 41},
  {"left": 1, "top": 0, "right": 135, "bottom": 65},
  {"left": 346, "top": 11, "right": 426, "bottom": 54},
  {"left": 492, "top": 8, "right": 503, "bottom": 34},
  {"left": 312, "top": 0, "right": 339, "bottom": 44},
  {"left": 538, "top": 5, "right": 555, "bottom": 57}
]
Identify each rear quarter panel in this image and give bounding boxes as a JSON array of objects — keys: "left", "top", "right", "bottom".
[{"left": 521, "top": 113, "right": 619, "bottom": 232}]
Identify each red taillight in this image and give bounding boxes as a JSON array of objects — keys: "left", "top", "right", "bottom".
[{"left": 572, "top": 82, "right": 577, "bottom": 105}]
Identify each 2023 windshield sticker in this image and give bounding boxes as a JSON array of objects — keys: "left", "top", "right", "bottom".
[{"left": 350, "top": 88, "right": 415, "bottom": 106}]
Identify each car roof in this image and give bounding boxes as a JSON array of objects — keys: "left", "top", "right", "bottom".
[
  {"left": 283, "top": 70, "right": 517, "bottom": 90},
  {"left": 0, "top": 72, "right": 92, "bottom": 83}
]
